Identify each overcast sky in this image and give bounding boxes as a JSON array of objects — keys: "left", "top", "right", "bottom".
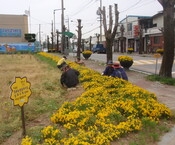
[{"left": 0, "top": 0, "right": 163, "bottom": 41}]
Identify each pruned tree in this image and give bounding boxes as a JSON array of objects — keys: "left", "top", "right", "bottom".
[
  {"left": 101, "top": 4, "right": 119, "bottom": 62},
  {"left": 158, "top": 0, "right": 175, "bottom": 77},
  {"left": 76, "top": 19, "right": 83, "bottom": 59}
]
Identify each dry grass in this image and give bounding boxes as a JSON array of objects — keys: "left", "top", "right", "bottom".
[{"left": 0, "top": 54, "right": 66, "bottom": 143}]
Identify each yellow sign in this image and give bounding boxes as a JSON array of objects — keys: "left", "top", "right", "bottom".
[
  {"left": 10, "top": 77, "right": 32, "bottom": 107},
  {"left": 153, "top": 53, "right": 161, "bottom": 58}
]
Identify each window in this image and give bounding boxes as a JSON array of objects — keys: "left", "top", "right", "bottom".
[
  {"left": 154, "top": 36, "right": 160, "bottom": 44},
  {"left": 127, "top": 23, "right": 132, "bottom": 31}
]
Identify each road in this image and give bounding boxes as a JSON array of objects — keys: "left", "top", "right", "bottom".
[{"left": 70, "top": 52, "right": 175, "bottom": 77}]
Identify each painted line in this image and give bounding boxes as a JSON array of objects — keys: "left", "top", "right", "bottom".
[{"left": 133, "top": 60, "right": 162, "bottom": 65}]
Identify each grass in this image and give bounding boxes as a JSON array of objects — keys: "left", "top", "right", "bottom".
[
  {"left": 146, "top": 74, "right": 175, "bottom": 86},
  {"left": 1, "top": 53, "right": 175, "bottom": 145},
  {"left": 0, "top": 53, "right": 66, "bottom": 143}
]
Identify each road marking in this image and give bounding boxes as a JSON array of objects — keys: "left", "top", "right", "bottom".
[{"left": 133, "top": 60, "right": 162, "bottom": 65}]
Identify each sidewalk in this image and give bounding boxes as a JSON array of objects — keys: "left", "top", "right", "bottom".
[{"left": 66, "top": 54, "right": 175, "bottom": 145}]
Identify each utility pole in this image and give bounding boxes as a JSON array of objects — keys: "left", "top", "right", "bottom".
[
  {"left": 51, "top": 20, "right": 54, "bottom": 52},
  {"left": 61, "top": 0, "right": 65, "bottom": 54},
  {"left": 100, "top": 0, "right": 102, "bottom": 44},
  {"left": 89, "top": 36, "right": 92, "bottom": 51},
  {"left": 96, "top": 0, "right": 102, "bottom": 44},
  {"left": 56, "top": 30, "right": 59, "bottom": 52},
  {"left": 39, "top": 24, "right": 41, "bottom": 47},
  {"left": 120, "top": 24, "right": 124, "bottom": 53}
]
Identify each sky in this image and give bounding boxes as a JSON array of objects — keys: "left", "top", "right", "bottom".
[{"left": 0, "top": 0, "right": 163, "bottom": 41}]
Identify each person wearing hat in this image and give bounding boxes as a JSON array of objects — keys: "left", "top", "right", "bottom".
[
  {"left": 57, "top": 55, "right": 67, "bottom": 70},
  {"left": 60, "top": 64, "right": 80, "bottom": 88},
  {"left": 75, "top": 57, "right": 85, "bottom": 66},
  {"left": 102, "top": 60, "right": 114, "bottom": 76},
  {"left": 111, "top": 61, "right": 128, "bottom": 81}
]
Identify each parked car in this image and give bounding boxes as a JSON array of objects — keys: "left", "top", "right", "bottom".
[{"left": 92, "top": 44, "right": 106, "bottom": 54}]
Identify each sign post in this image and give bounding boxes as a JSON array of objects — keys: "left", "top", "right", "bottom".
[
  {"left": 153, "top": 53, "right": 161, "bottom": 75},
  {"left": 10, "top": 77, "right": 32, "bottom": 136}
]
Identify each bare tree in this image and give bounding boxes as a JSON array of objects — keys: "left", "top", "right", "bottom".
[
  {"left": 101, "top": 4, "right": 119, "bottom": 62},
  {"left": 76, "top": 19, "right": 83, "bottom": 59},
  {"left": 158, "top": 0, "right": 175, "bottom": 77}
]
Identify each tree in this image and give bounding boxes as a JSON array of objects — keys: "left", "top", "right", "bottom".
[
  {"left": 76, "top": 19, "right": 83, "bottom": 59},
  {"left": 158, "top": 0, "right": 175, "bottom": 77},
  {"left": 101, "top": 4, "right": 119, "bottom": 62}
]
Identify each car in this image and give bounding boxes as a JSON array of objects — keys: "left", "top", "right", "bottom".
[{"left": 92, "top": 44, "right": 106, "bottom": 54}]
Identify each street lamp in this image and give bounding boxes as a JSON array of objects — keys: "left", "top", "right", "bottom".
[
  {"left": 96, "top": 0, "right": 102, "bottom": 44},
  {"left": 53, "top": 8, "right": 62, "bottom": 34}
]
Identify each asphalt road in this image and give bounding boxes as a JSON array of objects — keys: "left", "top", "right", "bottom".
[{"left": 70, "top": 52, "right": 175, "bottom": 78}]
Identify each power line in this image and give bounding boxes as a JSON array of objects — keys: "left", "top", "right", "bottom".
[
  {"left": 120, "top": 0, "right": 142, "bottom": 13},
  {"left": 82, "top": 26, "right": 99, "bottom": 36},
  {"left": 69, "top": 0, "right": 96, "bottom": 17}
]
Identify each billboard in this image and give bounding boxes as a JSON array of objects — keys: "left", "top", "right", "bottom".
[
  {"left": 0, "top": 43, "right": 35, "bottom": 53},
  {"left": 0, "top": 28, "right": 21, "bottom": 37}
]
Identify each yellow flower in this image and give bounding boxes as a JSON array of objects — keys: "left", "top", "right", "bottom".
[
  {"left": 127, "top": 48, "right": 134, "bottom": 51},
  {"left": 156, "top": 48, "right": 164, "bottom": 54},
  {"left": 82, "top": 50, "right": 92, "bottom": 55},
  {"left": 118, "top": 55, "right": 133, "bottom": 62}
]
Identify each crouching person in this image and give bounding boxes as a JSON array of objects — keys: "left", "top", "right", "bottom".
[
  {"left": 111, "top": 61, "right": 128, "bottom": 81},
  {"left": 60, "top": 64, "right": 80, "bottom": 88},
  {"left": 57, "top": 56, "right": 67, "bottom": 69}
]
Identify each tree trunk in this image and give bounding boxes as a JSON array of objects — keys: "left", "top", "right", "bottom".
[
  {"left": 77, "top": 19, "right": 83, "bottom": 59},
  {"left": 106, "top": 36, "right": 113, "bottom": 61},
  {"left": 102, "top": 4, "right": 119, "bottom": 63},
  {"left": 158, "top": 0, "right": 175, "bottom": 77}
]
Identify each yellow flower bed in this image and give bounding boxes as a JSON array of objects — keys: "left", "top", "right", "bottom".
[
  {"left": 156, "top": 48, "right": 164, "bottom": 54},
  {"left": 82, "top": 50, "right": 93, "bottom": 55},
  {"left": 21, "top": 52, "right": 172, "bottom": 145},
  {"left": 127, "top": 48, "right": 134, "bottom": 51},
  {"left": 118, "top": 55, "right": 133, "bottom": 62}
]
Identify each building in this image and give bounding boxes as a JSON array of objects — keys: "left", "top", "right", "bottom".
[
  {"left": 0, "top": 14, "right": 37, "bottom": 53},
  {"left": 115, "top": 12, "right": 167, "bottom": 53},
  {"left": 0, "top": 14, "right": 28, "bottom": 43}
]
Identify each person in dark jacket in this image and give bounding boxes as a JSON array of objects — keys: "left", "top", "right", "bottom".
[
  {"left": 111, "top": 61, "right": 128, "bottom": 81},
  {"left": 102, "top": 60, "right": 114, "bottom": 76},
  {"left": 60, "top": 64, "right": 80, "bottom": 88}
]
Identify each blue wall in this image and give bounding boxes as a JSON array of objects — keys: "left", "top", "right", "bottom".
[{"left": 0, "top": 43, "right": 36, "bottom": 53}]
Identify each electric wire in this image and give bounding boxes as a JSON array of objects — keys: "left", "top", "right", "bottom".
[{"left": 82, "top": 0, "right": 157, "bottom": 37}]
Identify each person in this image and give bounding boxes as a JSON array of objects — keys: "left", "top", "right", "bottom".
[
  {"left": 60, "top": 64, "right": 80, "bottom": 88},
  {"left": 102, "top": 60, "right": 114, "bottom": 76},
  {"left": 75, "top": 57, "right": 85, "bottom": 66},
  {"left": 57, "top": 55, "right": 67, "bottom": 70},
  {"left": 111, "top": 61, "right": 128, "bottom": 81}
]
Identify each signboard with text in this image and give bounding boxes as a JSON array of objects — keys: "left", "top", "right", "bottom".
[
  {"left": 0, "top": 28, "right": 21, "bottom": 37},
  {"left": 10, "top": 77, "right": 32, "bottom": 107}
]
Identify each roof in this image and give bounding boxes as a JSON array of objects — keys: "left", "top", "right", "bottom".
[{"left": 120, "top": 15, "right": 151, "bottom": 23}]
